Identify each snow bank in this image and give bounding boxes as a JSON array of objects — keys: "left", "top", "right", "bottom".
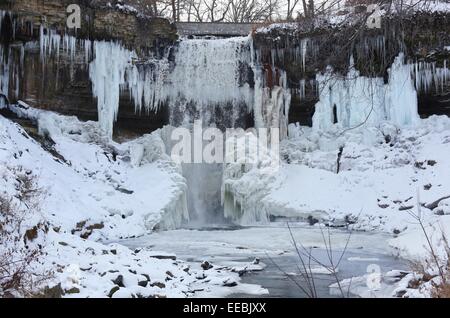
[
  {"left": 389, "top": 215, "right": 450, "bottom": 261},
  {"left": 3, "top": 106, "right": 189, "bottom": 234},
  {"left": 223, "top": 111, "right": 450, "bottom": 231},
  {"left": 1, "top": 110, "right": 266, "bottom": 297}
]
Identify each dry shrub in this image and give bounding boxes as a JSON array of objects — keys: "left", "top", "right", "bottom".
[
  {"left": 432, "top": 281, "right": 450, "bottom": 298},
  {"left": 0, "top": 168, "right": 51, "bottom": 297},
  {"left": 409, "top": 229, "right": 450, "bottom": 298},
  {"left": 431, "top": 234, "right": 450, "bottom": 298}
]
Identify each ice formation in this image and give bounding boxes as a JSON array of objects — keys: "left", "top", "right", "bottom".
[
  {"left": 252, "top": 68, "right": 291, "bottom": 139},
  {"left": 0, "top": 12, "right": 9, "bottom": 98},
  {"left": 88, "top": 36, "right": 262, "bottom": 137},
  {"left": 223, "top": 53, "right": 443, "bottom": 225},
  {"left": 312, "top": 54, "right": 419, "bottom": 131},
  {"left": 0, "top": 11, "right": 24, "bottom": 102},
  {"left": 222, "top": 131, "right": 281, "bottom": 224},
  {"left": 85, "top": 35, "right": 294, "bottom": 139},
  {"left": 89, "top": 41, "right": 136, "bottom": 138},
  {"left": 39, "top": 25, "right": 92, "bottom": 63},
  {"left": 251, "top": 40, "right": 292, "bottom": 139},
  {"left": 412, "top": 60, "right": 450, "bottom": 94},
  {"left": 0, "top": 44, "right": 10, "bottom": 98},
  {"left": 169, "top": 37, "right": 253, "bottom": 110}
]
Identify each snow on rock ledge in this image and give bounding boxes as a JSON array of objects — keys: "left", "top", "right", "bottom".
[{"left": 4, "top": 105, "right": 189, "bottom": 233}]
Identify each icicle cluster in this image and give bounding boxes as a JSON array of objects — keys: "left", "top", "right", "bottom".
[
  {"left": 0, "top": 44, "right": 10, "bottom": 98},
  {"left": 0, "top": 11, "right": 24, "bottom": 102},
  {"left": 312, "top": 53, "right": 419, "bottom": 131},
  {"left": 250, "top": 38, "right": 293, "bottom": 139},
  {"left": 39, "top": 25, "right": 92, "bottom": 64},
  {"left": 412, "top": 60, "right": 450, "bottom": 94},
  {"left": 252, "top": 68, "right": 291, "bottom": 139},
  {"left": 35, "top": 28, "right": 294, "bottom": 137},
  {"left": 0, "top": 11, "right": 10, "bottom": 99}
]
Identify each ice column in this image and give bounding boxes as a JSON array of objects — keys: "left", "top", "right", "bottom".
[
  {"left": 89, "top": 41, "right": 136, "bottom": 138},
  {"left": 312, "top": 53, "right": 419, "bottom": 131}
]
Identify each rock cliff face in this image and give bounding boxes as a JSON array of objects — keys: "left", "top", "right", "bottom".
[
  {"left": 0, "top": 0, "right": 176, "bottom": 136},
  {"left": 1, "top": 0, "right": 177, "bottom": 49}
]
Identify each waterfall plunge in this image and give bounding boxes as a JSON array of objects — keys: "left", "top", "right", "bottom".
[{"left": 170, "top": 37, "right": 254, "bottom": 225}]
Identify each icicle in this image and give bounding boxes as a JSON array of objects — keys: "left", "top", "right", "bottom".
[
  {"left": 89, "top": 41, "right": 136, "bottom": 138},
  {"left": 300, "top": 38, "right": 309, "bottom": 72},
  {"left": 299, "top": 79, "right": 306, "bottom": 100},
  {"left": 39, "top": 25, "right": 84, "bottom": 63},
  {"left": 412, "top": 59, "right": 450, "bottom": 94},
  {"left": 84, "top": 39, "right": 92, "bottom": 64},
  {"left": 39, "top": 25, "right": 64, "bottom": 61},
  {"left": 0, "top": 44, "right": 11, "bottom": 97}
]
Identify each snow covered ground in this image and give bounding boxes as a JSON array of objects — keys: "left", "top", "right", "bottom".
[
  {"left": 224, "top": 114, "right": 450, "bottom": 237},
  {"left": 2, "top": 103, "right": 450, "bottom": 297},
  {"left": 0, "top": 107, "right": 266, "bottom": 298},
  {"left": 222, "top": 114, "right": 450, "bottom": 297}
]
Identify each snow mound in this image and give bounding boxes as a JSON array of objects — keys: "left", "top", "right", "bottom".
[
  {"left": 224, "top": 113, "right": 450, "bottom": 233},
  {"left": 3, "top": 106, "right": 189, "bottom": 235}
]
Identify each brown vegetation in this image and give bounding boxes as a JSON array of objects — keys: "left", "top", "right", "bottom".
[{"left": 0, "top": 169, "right": 51, "bottom": 297}]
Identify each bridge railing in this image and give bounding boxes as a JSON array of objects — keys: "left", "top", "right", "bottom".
[{"left": 175, "top": 22, "right": 261, "bottom": 37}]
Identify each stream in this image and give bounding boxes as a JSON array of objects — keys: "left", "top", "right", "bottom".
[{"left": 121, "top": 223, "right": 408, "bottom": 298}]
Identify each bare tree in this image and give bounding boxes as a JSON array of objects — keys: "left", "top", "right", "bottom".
[
  {"left": 226, "top": 0, "right": 280, "bottom": 23},
  {"left": 181, "top": 0, "right": 280, "bottom": 23},
  {"left": 186, "top": 0, "right": 206, "bottom": 21},
  {"left": 154, "top": 0, "right": 187, "bottom": 21},
  {"left": 204, "top": 0, "right": 232, "bottom": 22},
  {"left": 287, "top": 0, "right": 301, "bottom": 20}
]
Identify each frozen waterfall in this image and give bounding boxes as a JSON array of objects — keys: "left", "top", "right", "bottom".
[
  {"left": 86, "top": 35, "right": 292, "bottom": 138},
  {"left": 32, "top": 26, "right": 450, "bottom": 227}
]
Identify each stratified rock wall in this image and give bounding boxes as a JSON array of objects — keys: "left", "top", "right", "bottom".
[{"left": 0, "top": 0, "right": 176, "bottom": 136}]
